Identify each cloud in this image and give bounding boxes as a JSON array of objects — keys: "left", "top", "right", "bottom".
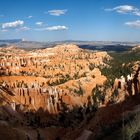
[
  {"left": 105, "top": 5, "right": 140, "bottom": 16},
  {"left": 133, "top": 11, "right": 140, "bottom": 16},
  {"left": 27, "top": 15, "right": 33, "bottom": 19},
  {"left": 36, "top": 22, "right": 43, "bottom": 26},
  {"left": 35, "top": 25, "right": 68, "bottom": 31},
  {"left": 16, "top": 26, "right": 30, "bottom": 31},
  {"left": 47, "top": 9, "right": 67, "bottom": 16},
  {"left": 46, "top": 25, "right": 68, "bottom": 31},
  {"left": 125, "top": 20, "right": 140, "bottom": 28},
  {"left": 2, "top": 20, "right": 24, "bottom": 29},
  {"left": 111, "top": 5, "right": 134, "bottom": 13}
]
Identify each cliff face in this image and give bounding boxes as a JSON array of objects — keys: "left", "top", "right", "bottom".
[
  {"left": 114, "top": 61, "right": 140, "bottom": 94},
  {"left": 0, "top": 44, "right": 110, "bottom": 114},
  {"left": 62, "top": 61, "right": 140, "bottom": 140},
  {"left": 0, "top": 44, "right": 140, "bottom": 140},
  {"left": 132, "top": 45, "right": 140, "bottom": 51},
  {"left": 0, "top": 44, "right": 139, "bottom": 114}
]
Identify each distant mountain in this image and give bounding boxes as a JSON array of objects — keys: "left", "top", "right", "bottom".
[
  {"left": 53, "top": 40, "right": 140, "bottom": 45},
  {"left": 0, "top": 39, "right": 23, "bottom": 44},
  {"left": 14, "top": 41, "right": 55, "bottom": 50},
  {"left": 0, "top": 39, "right": 139, "bottom": 52}
]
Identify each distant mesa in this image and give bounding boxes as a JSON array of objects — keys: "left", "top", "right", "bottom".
[
  {"left": 0, "top": 39, "right": 24, "bottom": 47},
  {"left": 52, "top": 44, "right": 81, "bottom": 52},
  {"left": 0, "top": 39, "right": 23, "bottom": 43}
]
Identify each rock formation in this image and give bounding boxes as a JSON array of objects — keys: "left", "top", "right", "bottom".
[{"left": 0, "top": 44, "right": 139, "bottom": 140}]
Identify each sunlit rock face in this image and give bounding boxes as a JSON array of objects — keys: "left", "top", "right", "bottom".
[
  {"left": 0, "top": 44, "right": 111, "bottom": 114},
  {"left": 109, "top": 61, "right": 140, "bottom": 104},
  {"left": 0, "top": 44, "right": 140, "bottom": 140},
  {"left": 132, "top": 45, "right": 140, "bottom": 51},
  {"left": 1, "top": 44, "right": 139, "bottom": 115}
]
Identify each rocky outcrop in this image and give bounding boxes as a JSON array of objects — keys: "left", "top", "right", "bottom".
[
  {"left": 132, "top": 45, "right": 140, "bottom": 51},
  {"left": 110, "top": 61, "right": 140, "bottom": 104},
  {"left": 0, "top": 44, "right": 110, "bottom": 114},
  {"left": 76, "top": 129, "right": 93, "bottom": 140}
]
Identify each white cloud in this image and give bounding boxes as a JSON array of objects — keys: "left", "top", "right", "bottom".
[
  {"left": 113, "top": 5, "right": 135, "bottom": 13},
  {"left": 133, "top": 10, "right": 140, "bottom": 16},
  {"left": 105, "top": 5, "right": 140, "bottom": 16},
  {"left": 47, "top": 9, "right": 67, "bottom": 16},
  {"left": 16, "top": 26, "right": 30, "bottom": 31},
  {"left": 36, "top": 22, "right": 43, "bottom": 26},
  {"left": 2, "top": 20, "right": 24, "bottom": 29},
  {"left": 27, "top": 15, "right": 33, "bottom": 19},
  {"left": 125, "top": 20, "right": 140, "bottom": 28},
  {"left": 35, "top": 25, "right": 68, "bottom": 31},
  {"left": 46, "top": 25, "right": 68, "bottom": 31}
]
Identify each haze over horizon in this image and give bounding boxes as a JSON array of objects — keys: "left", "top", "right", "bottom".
[{"left": 0, "top": 0, "right": 140, "bottom": 42}]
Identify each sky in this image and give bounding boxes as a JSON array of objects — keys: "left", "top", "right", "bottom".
[{"left": 0, "top": 0, "right": 140, "bottom": 42}]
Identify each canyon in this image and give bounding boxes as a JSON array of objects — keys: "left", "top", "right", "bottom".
[{"left": 0, "top": 44, "right": 140, "bottom": 140}]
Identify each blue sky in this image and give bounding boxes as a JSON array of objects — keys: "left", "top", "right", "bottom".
[{"left": 0, "top": 0, "right": 140, "bottom": 42}]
